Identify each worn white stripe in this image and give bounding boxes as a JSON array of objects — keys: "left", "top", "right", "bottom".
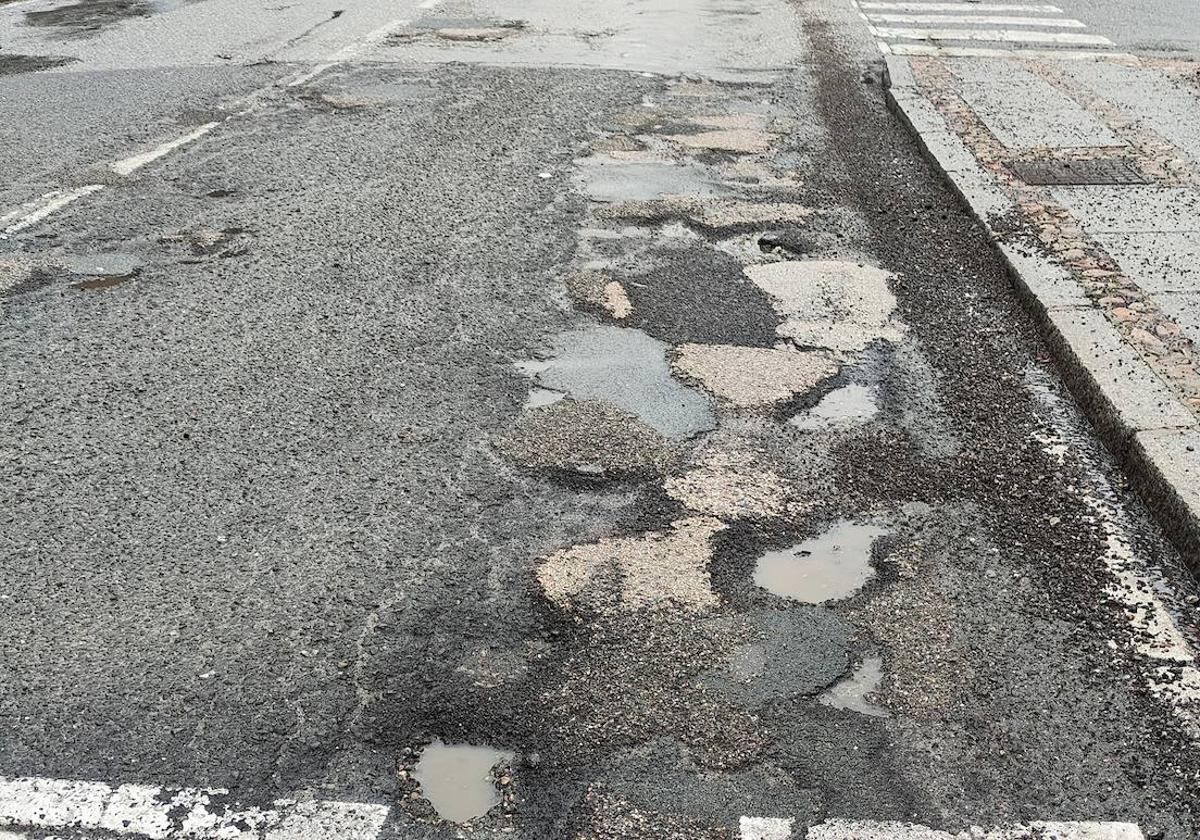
[
  {"left": 110, "top": 122, "right": 221, "bottom": 177},
  {"left": 806, "top": 819, "right": 1145, "bottom": 839},
  {"left": 886, "top": 42, "right": 1134, "bottom": 59},
  {"left": 741, "top": 816, "right": 794, "bottom": 839},
  {"left": 873, "top": 25, "right": 1113, "bottom": 43},
  {"left": 861, "top": 2, "right": 1063, "bottom": 10},
  {"left": 868, "top": 13, "right": 1084, "bottom": 26},
  {"left": 2, "top": 186, "right": 105, "bottom": 234},
  {"left": 0, "top": 777, "right": 389, "bottom": 840}
]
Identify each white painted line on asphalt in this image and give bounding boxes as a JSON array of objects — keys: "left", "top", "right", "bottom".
[
  {"left": 1, "top": 186, "right": 105, "bottom": 235},
  {"left": 419, "top": 0, "right": 444, "bottom": 8},
  {"left": 867, "top": 12, "right": 1085, "bottom": 26},
  {"left": 110, "top": 122, "right": 221, "bottom": 177},
  {"left": 286, "top": 60, "right": 337, "bottom": 87},
  {"left": 872, "top": 25, "right": 1113, "bottom": 43},
  {"left": 0, "top": 14, "right": 412, "bottom": 233},
  {"left": 886, "top": 42, "right": 1134, "bottom": 58},
  {"left": 806, "top": 819, "right": 1145, "bottom": 838},
  {"left": 861, "top": 2, "right": 1064, "bottom": 10},
  {"left": 741, "top": 816, "right": 794, "bottom": 839},
  {"left": 0, "top": 776, "right": 390, "bottom": 840}
]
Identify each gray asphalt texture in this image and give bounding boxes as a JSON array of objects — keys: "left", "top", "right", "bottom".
[{"left": 2, "top": 0, "right": 1200, "bottom": 837}]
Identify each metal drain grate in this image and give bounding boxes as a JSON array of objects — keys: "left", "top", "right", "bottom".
[{"left": 1009, "top": 158, "right": 1152, "bottom": 186}]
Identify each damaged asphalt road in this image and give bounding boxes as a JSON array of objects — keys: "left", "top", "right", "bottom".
[{"left": 2, "top": 0, "right": 1200, "bottom": 837}]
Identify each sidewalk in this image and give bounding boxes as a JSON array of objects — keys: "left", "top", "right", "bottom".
[{"left": 885, "top": 50, "right": 1200, "bottom": 566}]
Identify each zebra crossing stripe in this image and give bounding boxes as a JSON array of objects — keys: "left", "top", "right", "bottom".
[
  {"left": 866, "top": 13, "right": 1086, "bottom": 27},
  {"left": 860, "top": 2, "right": 1064, "bottom": 11},
  {"left": 869, "top": 25, "right": 1113, "bottom": 44}
]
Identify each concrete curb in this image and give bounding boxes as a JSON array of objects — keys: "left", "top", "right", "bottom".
[{"left": 883, "top": 54, "right": 1200, "bottom": 567}]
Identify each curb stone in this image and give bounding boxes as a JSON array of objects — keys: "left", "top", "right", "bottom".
[{"left": 882, "top": 54, "right": 1200, "bottom": 567}]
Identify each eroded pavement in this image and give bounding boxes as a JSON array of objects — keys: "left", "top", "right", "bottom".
[{"left": 2, "top": 0, "right": 1200, "bottom": 837}]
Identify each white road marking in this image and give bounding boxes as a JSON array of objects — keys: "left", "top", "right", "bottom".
[
  {"left": 867, "top": 13, "right": 1085, "bottom": 26},
  {"left": 805, "top": 819, "right": 1145, "bottom": 839},
  {"left": 870, "top": 25, "right": 1113, "bottom": 43},
  {"left": 110, "top": 122, "right": 221, "bottom": 177},
  {"left": 0, "top": 776, "right": 389, "bottom": 840},
  {"left": 419, "top": 0, "right": 444, "bottom": 8},
  {"left": 861, "top": 2, "right": 1063, "bottom": 10},
  {"left": 0, "top": 14, "right": 411, "bottom": 233},
  {"left": 741, "top": 816, "right": 794, "bottom": 839},
  {"left": 885, "top": 42, "right": 1134, "bottom": 58},
  {"left": 2, "top": 186, "right": 105, "bottom": 235}
]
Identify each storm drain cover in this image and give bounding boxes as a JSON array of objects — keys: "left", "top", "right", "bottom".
[{"left": 1009, "top": 158, "right": 1152, "bottom": 186}]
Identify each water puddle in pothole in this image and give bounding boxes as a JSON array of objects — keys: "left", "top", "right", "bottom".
[
  {"left": 414, "top": 740, "right": 514, "bottom": 824},
  {"left": 524, "top": 386, "right": 565, "bottom": 410},
  {"left": 575, "top": 159, "right": 731, "bottom": 203},
  {"left": 753, "top": 520, "right": 888, "bottom": 603},
  {"left": 515, "top": 325, "right": 715, "bottom": 439},
  {"left": 790, "top": 383, "right": 879, "bottom": 430},
  {"left": 818, "top": 655, "right": 889, "bottom": 718}
]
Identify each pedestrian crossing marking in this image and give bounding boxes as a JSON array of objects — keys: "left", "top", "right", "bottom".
[
  {"left": 871, "top": 26, "right": 1113, "bottom": 45},
  {"left": 867, "top": 13, "right": 1085, "bottom": 27}
]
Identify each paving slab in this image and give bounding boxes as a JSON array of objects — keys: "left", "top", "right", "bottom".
[
  {"left": 1052, "top": 186, "right": 1200, "bottom": 234},
  {"left": 949, "top": 58, "right": 1127, "bottom": 151},
  {"left": 1092, "top": 230, "right": 1200, "bottom": 294},
  {"left": 1060, "top": 60, "right": 1200, "bottom": 166}
]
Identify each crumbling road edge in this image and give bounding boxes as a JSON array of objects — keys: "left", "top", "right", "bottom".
[{"left": 883, "top": 54, "right": 1200, "bottom": 571}]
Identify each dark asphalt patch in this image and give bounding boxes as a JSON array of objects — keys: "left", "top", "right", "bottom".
[
  {"left": 0, "top": 53, "right": 78, "bottom": 75},
  {"left": 618, "top": 241, "right": 781, "bottom": 347},
  {"left": 24, "top": 0, "right": 177, "bottom": 36}
]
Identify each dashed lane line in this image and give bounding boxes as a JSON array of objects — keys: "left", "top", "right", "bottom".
[
  {"left": 1, "top": 186, "right": 106, "bottom": 235},
  {"left": 0, "top": 776, "right": 388, "bottom": 840},
  {"left": 0, "top": 13, "right": 415, "bottom": 237},
  {"left": 802, "top": 820, "right": 1145, "bottom": 839},
  {"left": 109, "top": 122, "right": 221, "bottom": 177},
  {"left": 0, "top": 779, "right": 1152, "bottom": 840}
]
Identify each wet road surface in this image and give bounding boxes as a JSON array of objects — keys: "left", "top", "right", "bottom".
[{"left": 2, "top": 0, "right": 1200, "bottom": 837}]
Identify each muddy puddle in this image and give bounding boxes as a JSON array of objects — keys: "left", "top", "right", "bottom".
[
  {"left": 414, "top": 740, "right": 514, "bottom": 823},
  {"left": 819, "top": 655, "right": 888, "bottom": 718},
  {"left": 25, "top": 0, "right": 186, "bottom": 35},
  {"left": 790, "top": 383, "right": 878, "bottom": 430},
  {"left": 753, "top": 520, "right": 888, "bottom": 603}
]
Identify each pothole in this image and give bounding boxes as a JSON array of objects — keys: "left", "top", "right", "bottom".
[
  {"left": 412, "top": 740, "right": 514, "bottom": 824},
  {"left": 790, "top": 383, "right": 879, "bottom": 430},
  {"left": 515, "top": 325, "right": 715, "bottom": 440},
  {"left": 752, "top": 520, "right": 889, "bottom": 603},
  {"left": 818, "top": 655, "right": 889, "bottom": 718}
]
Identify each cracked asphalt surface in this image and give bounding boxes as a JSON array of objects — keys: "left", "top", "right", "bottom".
[{"left": 2, "top": 0, "right": 1200, "bottom": 837}]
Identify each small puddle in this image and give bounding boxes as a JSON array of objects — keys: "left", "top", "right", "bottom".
[
  {"left": 414, "top": 740, "right": 514, "bottom": 823},
  {"left": 753, "top": 520, "right": 888, "bottom": 603},
  {"left": 790, "top": 383, "right": 878, "bottom": 430},
  {"left": 524, "top": 386, "right": 565, "bottom": 410},
  {"left": 575, "top": 159, "right": 730, "bottom": 203},
  {"left": 819, "top": 655, "right": 889, "bottom": 718}
]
